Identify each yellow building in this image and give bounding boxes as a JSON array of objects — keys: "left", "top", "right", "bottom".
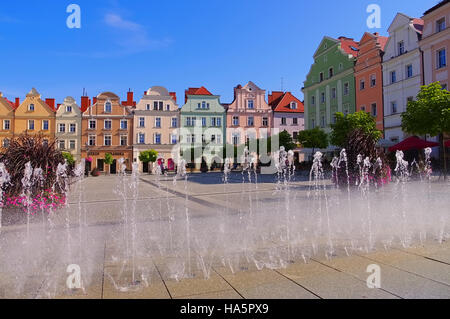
[
  {"left": 0, "top": 92, "right": 15, "bottom": 149},
  {"left": 14, "top": 88, "right": 56, "bottom": 141}
]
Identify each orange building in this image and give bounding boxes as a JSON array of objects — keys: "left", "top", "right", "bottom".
[
  {"left": 354, "top": 32, "right": 388, "bottom": 133},
  {"left": 0, "top": 92, "right": 16, "bottom": 149},
  {"left": 13, "top": 88, "right": 56, "bottom": 141},
  {"left": 80, "top": 92, "right": 134, "bottom": 174}
]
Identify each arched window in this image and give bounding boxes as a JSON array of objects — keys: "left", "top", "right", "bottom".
[{"left": 104, "top": 101, "right": 112, "bottom": 113}]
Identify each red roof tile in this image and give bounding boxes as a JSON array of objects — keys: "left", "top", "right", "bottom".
[
  {"left": 269, "top": 92, "right": 304, "bottom": 113},
  {"left": 412, "top": 18, "right": 424, "bottom": 34},
  {"left": 338, "top": 36, "right": 360, "bottom": 57}
]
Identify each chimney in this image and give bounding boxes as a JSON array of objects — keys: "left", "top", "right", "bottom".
[
  {"left": 169, "top": 92, "right": 177, "bottom": 103},
  {"left": 127, "top": 91, "right": 134, "bottom": 106},
  {"left": 15, "top": 98, "right": 20, "bottom": 108},
  {"left": 81, "top": 96, "right": 90, "bottom": 112},
  {"left": 93, "top": 97, "right": 97, "bottom": 105},
  {"left": 144, "top": 91, "right": 147, "bottom": 96},
  {"left": 57, "top": 103, "right": 61, "bottom": 110},
  {"left": 45, "top": 98, "right": 55, "bottom": 110}
]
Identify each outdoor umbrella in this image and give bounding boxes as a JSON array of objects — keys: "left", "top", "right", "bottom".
[
  {"left": 445, "top": 140, "right": 450, "bottom": 148},
  {"left": 388, "top": 136, "right": 439, "bottom": 152}
]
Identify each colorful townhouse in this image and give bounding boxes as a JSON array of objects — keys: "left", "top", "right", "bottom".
[
  {"left": 13, "top": 88, "right": 56, "bottom": 142},
  {"left": 268, "top": 91, "right": 305, "bottom": 141},
  {"left": 354, "top": 32, "right": 388, "bottom": 133},
  {"left": 80, "top": 92, "right": 134, "bottom": 173},
  {"left": 133, "top": 86, "right": 179, "bottom": 172},
  {"left": 0, "top": 92, "right": 15, "bottom": 149},
  {"left": 225, "top": 82, "right": 272, "bottom": 146},
  {"left": 302, "top": 36, "right": 360, "bottom": 137},
  {"left": 56, "top": 97, "right": 82, "bottom": 162},
  {"left": 382, "top": 13, "right": 424, "bottom": 144},
  {"left": 180, "top": 87, "right": 226, "bottom": 167}
]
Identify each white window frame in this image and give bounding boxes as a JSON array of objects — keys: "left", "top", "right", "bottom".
[
  {"left": 70, "top": 123, "right": 76, "bottom": 133},
  {"left": 28, "top": 120, "right": 35, "bottom": 130},
  {"left": 120, "top": 135, "right": 127, "bottom": 146},
  {"left": 88, "top": 135, "right": 96, "bottom": 146},
  {"left": 3, "top": 119, "right": 10, "bottom": 130},
  {"left": 139, "top": 117, "right": 145, "bottom": 128},
  {"left": 120, "top": 119, "right": 128, "bottom": 130},
  {"left": 104, "top": 119, "right": 112, "bottom": 130},
  {"left": 28, "top": 104, "right": 35, "bottom": 112},
  {"left": 69, "top": 140, "right": 76, "bottom": 150},
  {"left": 88, "top": 119, "right": 96, "bottom": 130},
  {"left": 104, "top": 101, "right": 112, "bottom": 113},
  {"left": 104, "top": 134, "right": 112, "bottom": 146},
  {"left": 59, "top": 123, "right": 66, "bottom": 133}
]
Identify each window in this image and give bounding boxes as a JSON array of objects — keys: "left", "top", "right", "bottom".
[
  {"left": 293, "top": 118, "right": 298, "bottom": 125},
  {"left": 59, "top": 123, "right": 66, "bottom": 132},
  {"left": 104, "top": 101, "right": 112, "bottom": 113},
  {"left": 202, "top": 101, "right": 206, "bottom": 109},
  {"left": 146, "top": 104, "right": 151, "bottom": 111},
  {"left": 211, "top": 134, "right": 216, "bottom": 143},
  {"left": 154, "top": 134, "right": 161, "bottom": 144},
  {"left": 42, "top": 120, "right": 49, "bottom": 131},
  {"left": 406, "top": 65, "right": 413, "bottom": 78},
  {"left": 370, "top": 74, "right": 376, "bottom": 87},
  {"left": 138, "top": 133, "right": 145, "bottom": 144},
  {"left": 391, "top": 71, "right": 397, "bottom": 84},
  {"left": 88, "top": 135, "right": 96, "bottom": 146},
  {"left": 407, "top": 96, "right": 414, "bottom": 104},
  {"left": 3, "top": 120, "right": 10, "bottom": 130},
  {"left": 321, "top": 92, "right": 325, "bottom": 103},
  {"left": 89, "top": 120, "right": 96, "bottom": 130},
  {"left": 248, "top": 117, "right": 254, "bottom": 127},
  {"left": 390, "top": 137, "right": 399, "bottom": 143},
  {"left": 202, "top": 117, "right": 207, "bottom": 127},
  {"left": 391, "top": 101, "right": 398, "bottom": 114},
  {"left": 154, "top": 101, "right": 158, "bottom": 110},
  {"left": 59, "top": 140, "right": 65, "bottom": 150},
  {"left": 216, "top": 134, "right": 222, "bottom": 144},
  {"left": 70, "top": 124, "right": 76, "bottom": 133},
  {"left": 66, "top": 106, "right": 72, "bottom": 113},
  {"left": 321, "top": 116, "right": 326, "bottom": 128},
  {"left": 70, "top": 140, "right": 76, "bottom": 149},
  {"left": 216, "top": 117, "right": 221, "bottom": 127},
  {"left": 281, "top": 117, "right": 287, "bottom": 126},
  {"left": 361, "top": 106, "right": 366, "bottom": 112},
  {"left": 262, "top": 117, "right": 268, "bottom": 127},
  {"left": 398, "top": 41, "right": 405, "bottom": 55},
  {"left": 104, "top": 135, "right": 112, "bottom": 146},
  {"left": 233, "top": 116, "right": 239, "bottom": 126},
  {"left": 120, "top": 120, "right": 128, "bottom": 130},
  {"left": 319, "top": 72, "right": 324, "bottom": 82},
  {"left": 139, "top": 117, "right": 145, "bottom": 128},
  {"left": 248, "top": 100, "right": 254, "bottom": 109},
  {"left": 311, "top": 96, "right": 315, "bottom": 105},
  {"left": 344, "top": 82, "right": 349, "bottom": 95},
  {"left": 232, "top": 133, "right": 240, "bottom": 145},
  {"left": 329, "top": 68, "right": 334, "bottom": 78},
  {"left": 371, "top": 103, "right": 377, "bottom": 117},
  {"left": 104, "top": 120, "right": 112, "bottom": 130},
  {"left": 360, "top": 79, "right": 365, "bottom": 90},
  {"left": 166, "top": 104, "right": 170, "bottom": 111},
  {"left": 171, "top": 134, "right": 178, "bottom": 144},
  {"left": 120, "top": 135, "right": 127, "bottom": 146},
  {"left": 28, "top": 104, "right": 35, "bottom": 111},
  {"left": 159, "top": 102, "right": 163, "bottom": 111},
  {"left": 311, "top": 119, "right": 315, "bottom": 129},
  {"left": 155, "top": 118, "right": 161, "bottom": 128},
  {"left": 291, "top": 102, "right": 297, "bottom": 109},
  {"left": 339, "top": 63, "right": 343, "bottom": 70},
  {"left": 293, "top": 132, "right": 298, "bottom": 140},
  {"left": 437, "top": 49, "right": 447, "bottom": 69},
  {"left": 436, "top": 18, "right": 446, "bottom": 33},
  {"left": 331, "top": 88, "right": 336, "bottom": 99},
  {"left": 28, "top": 120, "right": 35, "bottom": 130},
  {"left": 192, "top": 117, "right": 197, "bottom": 127},
  {"left": 442, "top": 83, "right": 448, "bottom": 91},
  {"left": 3, "top": 138, "right": 10, "bottom": 148},
  {"left": 211, "top": 117, "right": 216, "bottom": 126},
  {"left": 172, "top": 118, "right": 178, "bottom": 128}
]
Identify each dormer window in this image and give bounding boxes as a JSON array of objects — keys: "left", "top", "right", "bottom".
[
  {"left": 398, "top": 41, "right": 405, "bottom": 56},
  {"left": 28, "top": 104, "right": 35, "bottom": 111},
  {"left": 291, "top": 102, "right": 297, "bottom": 110},
  {"left": 202, "top": 101, "right": 206, "bottom": 109},
  {"left": 437, "top": 18, "right": 446, "bottom": 33},
  {"left": 319, "top": 72, "right": 324, "bottom": 82},
  {"left": 328, "top": 68, "right": 334, "bottom": 78},
  {"left": 104, "top": 101, "right": 112, "bottom": 113},
  {"left": 146, "top": 104, "right": 151, "bottom": 110},
  {"left": 247, "top": 100, "right": 254, "bottom": 109},
  {"left": 66, "top": 106, "right": 72, "bottom": 112}
]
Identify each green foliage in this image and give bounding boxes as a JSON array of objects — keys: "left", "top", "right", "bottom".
[
  {"left": 139, "top": 150, "right": 158, "bottom": 163},
  {"left": 278, "top": 130, "right": 296, "bottom": 151},
  {"left": 402, "top": 82, "right": 450, "bottom": 137},
  {"left": 104, "top": 153, "right": 114, "bottom": 165},
  {"left": 330, "top": 111, "right": 382, "bottom": 147},
  {"left": 62, "top": 152, "right": 75, "bottom": 166},
  {"left": 297, "top": 128, "right": 328, "bottom": 151}
]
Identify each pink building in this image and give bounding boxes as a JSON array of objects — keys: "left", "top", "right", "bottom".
[
  {"left": 421, "top": 0, "right": 449, "bottom": 90},
  {"left": 225, "top": 82, "right": 272, "bottom": 145},
  {"left": 268, "top": 91, "right": 305, "bottom": 141}
]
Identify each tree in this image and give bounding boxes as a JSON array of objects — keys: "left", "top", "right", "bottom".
[
  {"left": 402, "top": 82, "right": 450, "bottom": 179},
  {"left": 139, "top": 150, "right": 158, "bottom": 173},
  {"left": 297, "top": 127, "right": 329, "bottom": 155},
  {"left": 330, "top": 111, "right": 382, "bottom": 147},
  {"left": 275, "top": 130, "right": 296, "bottom": 152},
  {"left": 62, "top": 152, "right": 75, "bottom": 166},
  {"left": 104, "top": 153, "right": 114, "bottom": 174}
]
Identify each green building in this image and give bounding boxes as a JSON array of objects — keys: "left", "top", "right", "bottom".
[
  {"left": 302, "top": 36, "right": 360, "bottom": 133},
  {"left": 180, "top": 87, "right": 226, "bottom": 167}
]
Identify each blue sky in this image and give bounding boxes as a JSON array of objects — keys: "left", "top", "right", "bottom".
[{"left": 0, "top": 0, "right": 439, "bottom": 105}]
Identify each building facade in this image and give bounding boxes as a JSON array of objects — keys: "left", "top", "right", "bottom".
[
  {"left": 382, "top": 13, "right": 424, "bottom": 143},
  {"left": 268, "top": 91, "right": 305, "bottom": 140},
  {"left": 303, "top": 36, "right": 360, "bottom": 135},
  {"left": 56, "top": 97, "right": 82, "bottom": 162},
  {"left": 0, "top": 92, "right": 15, "bottom": 149},
  {"left": 180, "top": 87, "right": 226, "bottom": 167},
  {"left": 225, "top": 82, "right": 272, "bottom": 146},
  {"left": 354, "top": 32, "right": 388, "bottom": 133},
  {"left": 81, "top": 92, "right": 134, "bottom": 173},
  {"left": 133, "top": 86, "right": 179, "bottom": 172},
  {"left": 13, "top": 88, "right": 56, "bottom": 141}
]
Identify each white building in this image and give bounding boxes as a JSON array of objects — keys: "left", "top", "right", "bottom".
[
  {"left": 382, "top": 13, "right": 424, "bottom": 143},
  {"left": 56, "top": 97, "right": 82, "bottom": 162}
]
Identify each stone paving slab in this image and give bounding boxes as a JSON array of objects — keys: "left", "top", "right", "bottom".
[{"left": 175, "top": 289, "right": 242, "bottom": 299}]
